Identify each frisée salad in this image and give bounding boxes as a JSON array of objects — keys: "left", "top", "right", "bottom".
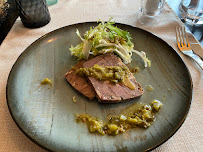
[{"left": 69, "top": 18, "right": 151, "bottom": 67}]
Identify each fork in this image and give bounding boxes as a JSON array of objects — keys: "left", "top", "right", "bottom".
[{"left": 176, "top": 26, "right": 203, "bottom": 70}]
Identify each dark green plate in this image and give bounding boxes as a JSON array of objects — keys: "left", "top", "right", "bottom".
[{"left": 7, "top": 22, "right": 192, "bottom": 152}]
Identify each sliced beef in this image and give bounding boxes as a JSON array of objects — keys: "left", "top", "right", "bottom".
[
  {"left": 65, "top": 60, "right": 96, "bottom": 100},
  {"left": 83, "top": 53, "right": 143, "bottom": 103}
]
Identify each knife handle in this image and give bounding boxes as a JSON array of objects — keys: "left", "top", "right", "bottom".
[{"left": 184, "top": 50, "right": 203, "bottom": 70}]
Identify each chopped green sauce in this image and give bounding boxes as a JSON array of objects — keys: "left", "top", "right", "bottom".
[
  {"left": 76, "top": 64, "right": 130, "bottom": 84},
  {"left": 146, "top": 85, "right": 154, "bottom": 91},
  {"left": 152, "top": 100, "right": 163, "bottom": 111},
  {"left": 41, "top": 78, "right": 52, "bottom": 86},
  {"left": 76, "top": 101, "right": 163, "bottom": 136},
  {"left": 73, "top": 96, "right": 77, "bottom": 103}
]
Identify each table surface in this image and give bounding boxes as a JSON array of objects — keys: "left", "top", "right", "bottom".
[{"left": 0, "top": 1, "right": 203, "bottom": 152}]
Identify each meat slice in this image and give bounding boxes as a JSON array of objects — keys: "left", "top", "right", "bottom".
[
  {"left": 65, "top": 60, "right": 96, "bottom": 100},
  {"left": 83, "top": 53, "right": 143, "bottom": 103}
]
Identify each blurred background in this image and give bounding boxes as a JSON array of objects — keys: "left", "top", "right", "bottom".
[{"left": 0, "top": 0, "right": 202, "bottom": 46}]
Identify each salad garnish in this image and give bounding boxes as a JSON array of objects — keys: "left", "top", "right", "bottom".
[{"left": 69, "top": 18, "right": 151, "bottom": 67}]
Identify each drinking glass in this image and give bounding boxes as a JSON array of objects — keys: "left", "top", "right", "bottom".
[
  {"left": 15, "top": 0, "right": 51, "bottom": 28},
  {"left": 46, "top": 0, "right": 57, "bottom": 6},
  {"left": 140, "top": 0, "right": 165, "bottom": 17},
  {"left": 138, "top": 0, "right": 165, "bottom": 24},
  {"left": 179, "top": 0, "right": 203, "bottom": 26}
]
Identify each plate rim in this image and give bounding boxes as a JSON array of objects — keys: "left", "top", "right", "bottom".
[{"left": 6, "top": 21, "right": 193, "bottom": 152}]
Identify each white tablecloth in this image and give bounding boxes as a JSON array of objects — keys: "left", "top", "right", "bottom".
[{"left": 0, "top": 0, "right": 203, "bottom": 151}]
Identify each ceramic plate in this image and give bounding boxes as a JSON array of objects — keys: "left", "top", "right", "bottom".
[{"left": 7, "top": 22, "right": 192, "bottom": 152}]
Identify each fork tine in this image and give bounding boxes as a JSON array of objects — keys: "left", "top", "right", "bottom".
[
  {"left": 175, "top": 27, "right": 181, "bottom": 48},
  {"left": 177, "top": 26, "right": 183, "bottom": 47},
  {"left": 177, "top": 26, "right": 182, "bottom": 47},
  {"left": 179, "top": 26, "right": 185, "bottom": 47},
  {"left": 183, "top": 26, "right": 191, "bottom": 47},
  {"left": 181, "top": 26, "right": 186, "bottom": 46}
]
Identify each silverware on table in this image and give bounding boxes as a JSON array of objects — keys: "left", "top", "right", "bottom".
[{"left": 175, "top": 26, "right": 203, "bottom": 70}]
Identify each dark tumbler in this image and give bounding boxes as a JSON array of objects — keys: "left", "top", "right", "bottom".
[{"left": 15, "top": 0, "right": 51, "bottom": 28}]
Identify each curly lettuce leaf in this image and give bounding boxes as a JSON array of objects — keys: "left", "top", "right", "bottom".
[{"left": 69, "top": 18, "right": 151, "bottom": 67}]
